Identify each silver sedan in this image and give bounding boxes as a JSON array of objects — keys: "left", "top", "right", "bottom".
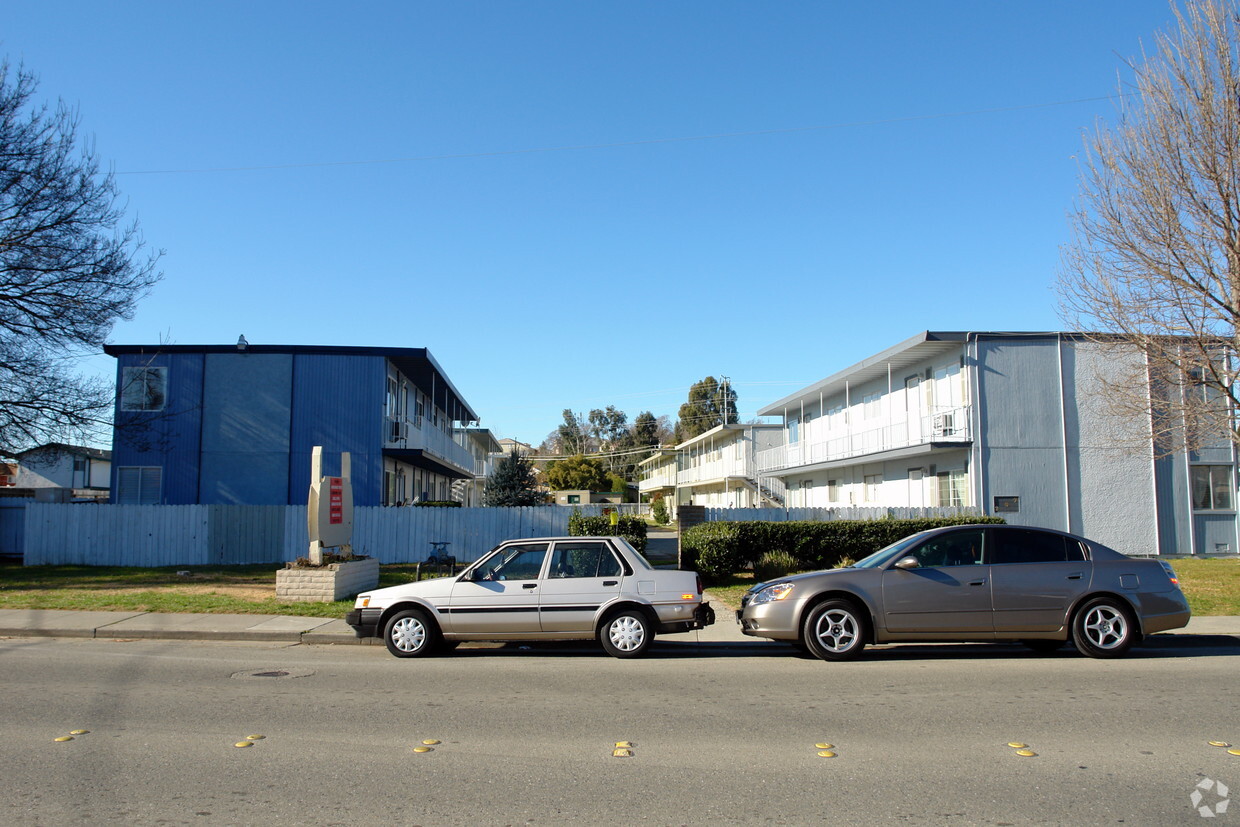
[{"left": 737, "top": 524, "right": 1190, "bottom": 660}]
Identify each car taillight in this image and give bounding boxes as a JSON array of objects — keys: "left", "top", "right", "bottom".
[
  {"left": 1159, "top": 560, "right": 1180, "bottom": 585},
  {"left": 696, "top": 574, "right": 704, "bottom": 595}
]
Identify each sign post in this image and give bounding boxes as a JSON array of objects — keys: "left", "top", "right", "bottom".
[{"left": 307, "top": 446, "right": 354, "bottom": 565}]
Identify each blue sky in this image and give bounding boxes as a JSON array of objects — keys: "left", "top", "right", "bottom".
[{"left": 6, "top": 1, "right": 1178, "bottom": 445}]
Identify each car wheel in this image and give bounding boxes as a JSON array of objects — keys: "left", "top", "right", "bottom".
[
  {"left": 599, "top": 610, "right": 652, "bottom": 658},
  {"left": 802, "top": 599, "right": 867, "bottom": 661},
  {"left": 383, "top": 609, "right": 441, "bottom": 658},
  {"left": 1071, "top": 597, "right": 1138, "bottom": 658},
  {"left": 1021, "top": 639, "right": 1067, "bottom": 654}
]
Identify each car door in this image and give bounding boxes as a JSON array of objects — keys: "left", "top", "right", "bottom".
[
  {"left": 445, "top": 542, "right": 549, "bottom": 634},
  {"left": 537, "top": 540, "right": 627, "bottom": 633},
  {"left": 880, "top": 528, "right": 993, "bottom": 635},
  {"left": 989, "top": 528, "right": 1091, "bottom": 633}
]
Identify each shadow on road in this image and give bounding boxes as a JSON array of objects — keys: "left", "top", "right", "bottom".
[{"left": 439, "top": 633, "right": 1238, "bottom": 661}]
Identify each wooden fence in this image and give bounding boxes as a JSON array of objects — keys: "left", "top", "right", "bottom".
[
  {"left": 18, "top": 503, "right": 614, "bottom": 566},
  {"left": 703, "top": 506, "right": 983, "bottom": 523}
]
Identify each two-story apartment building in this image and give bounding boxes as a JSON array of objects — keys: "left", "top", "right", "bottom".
[
  {"left": 455, "top": 428, "right": 503, "bottom": 506},
  {"left": 756, "top": 331, "right": 1238, "bottom": 556},
  {"left": 4, "top": 444, "right": 111, "bottom": 500},
  {"left": 105, "top": 343, "right": 482, "bottom": 507},
  {"left": 639, "top": 423, "right": 784, "bottom": 511}
]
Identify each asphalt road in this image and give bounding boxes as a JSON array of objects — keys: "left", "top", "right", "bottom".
[{"left": 2, "top": 635, "right": 1238, "bottom": 826}]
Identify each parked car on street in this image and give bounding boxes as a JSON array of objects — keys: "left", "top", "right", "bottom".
[
  {"left": 737, "top": 524, "right": 1190, "bottom": 660},
  {"left": 347, "top": 536, "right": 715, "bottom": 658}
]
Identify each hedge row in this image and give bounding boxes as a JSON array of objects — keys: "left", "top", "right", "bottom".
[
  {"left": 681, "top": 516, "right": 1006, "bottom": 581},
  {"left": 567, "top": 509, "right": 648, "bottom": 554}
]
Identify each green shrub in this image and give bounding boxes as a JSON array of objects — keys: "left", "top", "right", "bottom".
[
  {"left": 753, "top": 550, "right": 798, "bottom": 582},
  {"left": 651, "top": 495, "right": 670, "bottom": 525},
  {"left": 680, "top": 516, "right": 1005, "bottom": 578},
  {"left": 413, "top": 500, "right": 462, "bottom": 507},
  {"left": 568, "top": 507, "right": 648, "bottom": 554}
]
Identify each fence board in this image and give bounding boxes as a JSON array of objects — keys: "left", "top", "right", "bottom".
[
  {"left": 703, "top": 506, "right": 983, "bottom": 523},
  {"left": 0, "top": 499, "right": 31, "bottom": 557}
]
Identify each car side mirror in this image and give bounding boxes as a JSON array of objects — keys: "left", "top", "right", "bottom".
[{"left": 893, "top": 556, "right": 920, "bottom": 570}]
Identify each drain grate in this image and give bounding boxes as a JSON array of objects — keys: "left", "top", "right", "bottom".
[{"left": 230, "top": 667, "right": 315, "bottom": 680}]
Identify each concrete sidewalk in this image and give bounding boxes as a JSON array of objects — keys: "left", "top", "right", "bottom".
[{"left": 0, "top": 604, "right": 1237, "bottom": 648}]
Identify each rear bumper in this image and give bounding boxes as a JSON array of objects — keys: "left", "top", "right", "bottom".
[
  {"left": 344, "top": 608, "right": 384, "bottom": 639},
  {"left": 657, "top": 601, "right": 715, "bottom": 634}
]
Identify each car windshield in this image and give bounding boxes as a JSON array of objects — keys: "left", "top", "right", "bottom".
[{"left": 850, "top": 534, "right": 928, "bottom": 569}]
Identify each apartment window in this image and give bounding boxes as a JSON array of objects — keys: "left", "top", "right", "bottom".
[
  {"left": 864, "top": 474, "right": 882, "bottom": 502},
  {"left": 827, "top": 480, "right": 839, "bottom": 503},
  {"left": 121, "top": 367, "right": 167, "bottom": 412},
  {"left": 803, "top": 480, "right": 814, "bottom": 507},
  {"left": 116, "top": 467, "right": 161, "bottom": 505},
  {"left": 1191, "top": 465, "right": 1235, "bottom": 510},
  {"left": 937, "top": 470, "right": 968, "bottom": 508},
  {"left": 788, "top": 417, "right": 800, "bottom": 444}
]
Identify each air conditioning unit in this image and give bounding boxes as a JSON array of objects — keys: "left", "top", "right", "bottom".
[{"left": 390, "top": 420, "right": 407, "bottom": 442}]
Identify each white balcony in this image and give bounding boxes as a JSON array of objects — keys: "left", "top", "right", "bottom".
[
  {"left": 677, "top": 455, "right": 754, "bottom": 487},
  {"left": 757, "top": 405, "right": 972, "bottom": 473}
]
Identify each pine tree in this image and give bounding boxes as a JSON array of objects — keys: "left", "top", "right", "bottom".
[{"left": 484, "top": 453, "right": 543, "bottom": 506}]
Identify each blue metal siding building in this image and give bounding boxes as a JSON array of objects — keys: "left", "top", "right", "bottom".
[{"left": 106, "top": 344, "right": 478, "bottom": 507}]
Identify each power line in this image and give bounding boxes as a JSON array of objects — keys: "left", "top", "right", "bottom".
[{"left": 115, "top": 94, "right": 1124, "bottom": 177}]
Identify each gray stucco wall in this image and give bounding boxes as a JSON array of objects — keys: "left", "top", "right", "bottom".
[{"left": 975, "top": 337, "right": 1070, "bottom": 531}]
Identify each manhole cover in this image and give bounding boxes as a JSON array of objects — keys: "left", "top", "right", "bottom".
[{"left": 230, "top": 667, "right": 315, "bottom": 680}]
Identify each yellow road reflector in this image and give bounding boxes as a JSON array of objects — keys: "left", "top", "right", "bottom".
[
  {"left": 1007, "top": 742, "right": 1028, "bottom": 749},
  {"left": 1208, "top": 741, "right": 1231, "bottom": 748},
  {"left": 815, "top": 743, "right": 834, "bottom": 750},
  {"left": 54, "top": 736, "right": 74, "bottom": 742},
  {"left": 615, "top": 741, "right": 634, "bottom": 749},
  {"left": 1015, "top": 749, "right": 1038, "bottom": 757},
  {"left": 612, "top": 748, "right": 634, "bottom": 758},
  {"left": 69, "top": 730, "right": 89, "bottom": 736},
  {"left": 233, "top": 741, "right": 253, "bottom": 748},
  {"left": 246, "top": 735, "right": 265, "bottom": 741},
  {"left": 421, "top": 739, "right": 441, "bottom": 746},
  {"left": 1228, "top": 749, "right": 1240, "bottom": 757},
  {"left": 817, "top": 750, "right": 837, "bottom": 758},
  {"left": 412, "top": 746, "right": 434, "bottom": 753}
]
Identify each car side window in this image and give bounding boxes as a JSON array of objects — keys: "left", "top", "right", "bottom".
[
  {"left": 549, "top": 542, "right": 623, "bottom": 578},
  {"left": 475, "top": 543, "right": 549, "bottom": 581},
  {"left": 908, "top": 530, "right": 985, "bottom": 567},
  {"left": 992, "top": 529, "right": 1073, "bottom": 564}
]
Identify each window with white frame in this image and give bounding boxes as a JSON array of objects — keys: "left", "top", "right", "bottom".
[
  {"left": 788, "top": 417, "right": 800, "bottom": 444},
  {"left": 1191, "top": 465, "right": 1235, "bottom": 510},
  {"left": 121, "top": 367, "right": 167, "bottom": 412},
  {"left": 937, "top": 470, "right": 968, "bottom": 507},
  {"left": 864, "top": 474, "right": 881, "bottom": 502},
  {"left": 116, "top": 466, "right": 161, "bottom": 504},
  {"left": 827, "top": 479, "right": 839, "bottom": 503}
]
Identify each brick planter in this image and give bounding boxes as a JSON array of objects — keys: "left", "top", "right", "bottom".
[{"left": 276, "top": 557, "right": 380, "bottom": 603}]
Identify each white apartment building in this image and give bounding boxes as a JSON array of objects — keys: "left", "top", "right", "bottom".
[
  {"left": 639, "top": 423, "right": 784, "bottom": 511},
  {"left": 755, "top": 331, "right": 1238, "bottom": 556}
]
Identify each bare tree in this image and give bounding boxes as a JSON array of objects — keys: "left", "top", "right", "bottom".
[
  {"left": 0, "top": 61, "right": 160, "bottom": 453},
  {"left": 1058, "top": 0, "right": 1240, "bottom": 454}
]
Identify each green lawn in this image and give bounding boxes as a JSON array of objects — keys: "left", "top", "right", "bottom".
[{"left": 0, "top": 557, "right": 1236, "bottom": 618}]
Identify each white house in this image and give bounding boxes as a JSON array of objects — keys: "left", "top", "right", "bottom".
[
  {"left": 638, "top": 423, "right": 785, "bottom": 511},
  {"left": 12, "top": 443, "right": 112, "bottom": 500},
  {"left": 755, "top": 331, "right": 1237, "bottom": 557}
]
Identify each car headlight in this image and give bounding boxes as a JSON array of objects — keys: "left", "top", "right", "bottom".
[{"left": 750, "top": 582, "right": 795, "bottom": 605}]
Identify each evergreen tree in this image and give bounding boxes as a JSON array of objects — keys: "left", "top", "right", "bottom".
[
  {"left": 484, "top": 453, "right": 543, "bottom": 506},
  {"left": 673, "top": 376, "right": 738, "bottom": 443}
]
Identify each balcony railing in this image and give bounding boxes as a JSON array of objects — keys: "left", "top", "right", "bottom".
[
  {"left": 677, "top": 456, "right": 754, "bottom": 486},
  {"left": 386, "top": 418, "right": 475, "bottom": 474},
  {"left": 638, "top": 469, "right": 677, "bottom": 491},
  {"left": 756, "top": 405, "right": 972, "bottom": 473}
]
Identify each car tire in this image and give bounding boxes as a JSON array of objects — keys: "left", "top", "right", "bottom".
[
  {"left": 1071, "top": 597, "right": 1138, "bottom": 658},
  {"left": 1021, "top": 639, "right": 1067, "bottom": 654},
  {"left": 802, "top": 599, "right": 867, "bottom": 661},
  {"left": 383, "top": 609, "right": 441, "bottom": 658},
  {"left": 599, "top": 609, "right": 652, "bottom": 658}
]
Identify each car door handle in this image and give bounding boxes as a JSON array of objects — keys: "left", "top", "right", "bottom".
[
  {"left": 522, "top": 583, "right": 537, "bottom": 589},
  {"left": 968, "top": 579, "right": 987, "bottom": 586},
  {"left": 1067, "top": 573, "right": 1083, "bottom": 580},
  {"left": 603, "top": 580, "right": 618, "bottom": 587}
]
